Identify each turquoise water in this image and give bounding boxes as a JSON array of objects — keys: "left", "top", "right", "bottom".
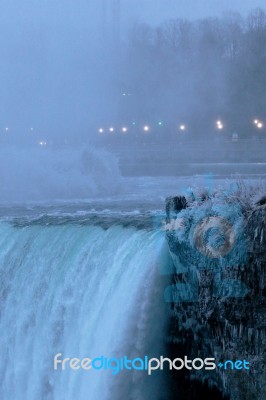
[{"left": 0, "top": 211, "right": 169, "bottom": 400}]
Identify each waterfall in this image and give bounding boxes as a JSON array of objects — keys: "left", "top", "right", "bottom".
[{"left": 0, "top": 219, "right": 169, "bottom": 400}]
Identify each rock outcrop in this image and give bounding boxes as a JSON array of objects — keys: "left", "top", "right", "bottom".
[{"left": 165, "top": 190, "right": 266, "bottom": 400}]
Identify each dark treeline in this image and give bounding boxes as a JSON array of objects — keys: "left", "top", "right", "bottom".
[{"left": 108, "top": 8, "right": 266, "bottom": 139}]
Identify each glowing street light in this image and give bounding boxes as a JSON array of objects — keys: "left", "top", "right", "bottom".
[
  {"left": 254, "top": 118, "right": 264, "bottom": 128},
  {"left": 109, "top": 127, "right": 114, "bottom": 133},
  {"left": 98, "top": 128, "right": 104, "bottom": 133},
  {"left": 179, "top": 124, "right": 186, "bottom": 131},
  {"left": 158, "top": 121, "right": 163, "bottom": 126},
  {"left": 39, "top": 141, "right": 47, "bottom": 146},
  {"left": 5, "top": 127, "right": 9, "bottom": 132},
  {"left": 143, "top": 125, "right": 150, "bottom": 132},
  {"left": 216, "top": 120, "right": 223, "bottom": 130},
  {"left": 122, "top": 127, "right": 128, "bottom": 133}
]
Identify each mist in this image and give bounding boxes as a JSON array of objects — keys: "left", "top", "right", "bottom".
[
  {"left": 0, "top": 1, "right": 108, "bottom": 140},
  {"left": 0, "top": 0, "right": 265, "bottom": 201}
]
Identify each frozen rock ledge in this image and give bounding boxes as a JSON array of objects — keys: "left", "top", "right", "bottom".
[{"left": 165, "top": 187, "right": 266, "bottom": 400}]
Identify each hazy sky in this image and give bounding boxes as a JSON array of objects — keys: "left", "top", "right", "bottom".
[
  {"left": 1, "top": 1, "right": 266, "bottom": 28},
  {"left": 0, "top": 0, "right": 266, "bottom": 138},
  {"left": 124, "top": 0, "right": 266, "bottom": 23}
]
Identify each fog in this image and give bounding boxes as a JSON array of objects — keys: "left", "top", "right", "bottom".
[
  {"left": 0, "top": 1, "right": 104, "bottom": 139},
  {"left": 124, "top": 0, "right": 266, "bottom": 23},
  {"left": 0, "top": 147, "right": 121, "bottom": 202},
  {"left": 0, "top": 1, "right": 265, "bottom": 201}
]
